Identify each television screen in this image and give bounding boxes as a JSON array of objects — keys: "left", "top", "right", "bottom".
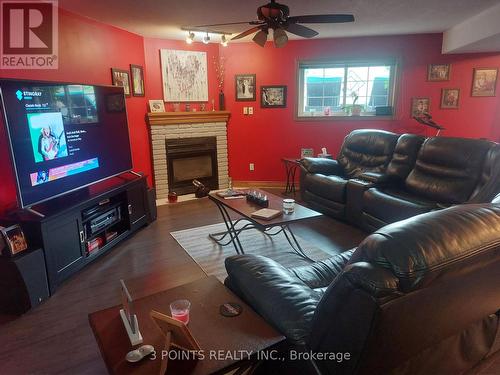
[{"left": 0, "top": 79, "right": 133, "bottom": 208}]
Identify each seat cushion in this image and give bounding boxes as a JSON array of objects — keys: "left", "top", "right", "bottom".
[
  {"left": 363, "top": 188, "right": 437, "bottom": 223},
  {"left": 304, "top": 174, "right": 348, "bottom": 203}
]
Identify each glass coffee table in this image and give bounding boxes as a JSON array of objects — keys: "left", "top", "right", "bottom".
[{"left": 208, "top": 189, "right": 322, "bottom": 261}]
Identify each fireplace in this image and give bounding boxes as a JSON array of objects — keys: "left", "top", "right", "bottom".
[{"left": 165, "top": 137, "right": 219, "bottom": 195}]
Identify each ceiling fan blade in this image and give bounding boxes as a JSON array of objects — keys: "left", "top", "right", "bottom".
[
  {"left": 231, "top": 26, "right": 261, "bottom": 40},
  {"left": 288, "top": 14, "right": 355, "bottom": 24},
  {"left": 190, "top": 20, "right": 263, "bottom": 27},
  {"left": 285, "top": 23, "right": 318, "bottom": 38}
]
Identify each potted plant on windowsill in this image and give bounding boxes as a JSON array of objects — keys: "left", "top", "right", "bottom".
[{"left": 342, "top": 92, "right": 363, "bottom": 116}]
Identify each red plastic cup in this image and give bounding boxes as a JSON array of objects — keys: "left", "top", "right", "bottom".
[{"left": 170, "top": 299, "right": 191, "bottom": 324}]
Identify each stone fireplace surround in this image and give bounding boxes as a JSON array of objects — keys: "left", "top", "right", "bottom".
[{"left": 147, "top": 111, "right": 230, "bottom": 201}]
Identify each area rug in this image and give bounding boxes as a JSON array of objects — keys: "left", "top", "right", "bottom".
[{"left": 171, "top": 222, "right": 331, "bottom": 282}]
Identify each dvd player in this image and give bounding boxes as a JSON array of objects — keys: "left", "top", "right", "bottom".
[{"left": 87, "top": 206, "right": 121, "bottom": 236}]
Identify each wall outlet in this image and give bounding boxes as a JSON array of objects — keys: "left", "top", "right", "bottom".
[
  {"left": 249, "top": 163, "right": 255, "bottom": 171},
  {"left": 248, "top": 106, "right": 254, "bottom": 115},
  {"left": 243, "top": 107, "right": 248, "bottom": 115}
]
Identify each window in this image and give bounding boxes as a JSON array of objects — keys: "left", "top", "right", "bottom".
[{"left": 297, "top": 59, "right": 397, "bottom": 118}]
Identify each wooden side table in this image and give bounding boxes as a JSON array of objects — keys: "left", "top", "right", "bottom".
[
  {"left": 89, "top": 276, "right": 285, "bottom": 374},
  {"left": 281, "top": 158, "right": 301, "bottom": 194}
]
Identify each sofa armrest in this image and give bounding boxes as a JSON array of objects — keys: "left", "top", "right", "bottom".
[
  {"left": 225, "top": 255, "right": 322, "bottom": 344},
  {"left": 289, "top": 250, "right": 354, "bottom": 289},
  {"left": 300, "top": 157, "right": 343, "bottom": 176}
]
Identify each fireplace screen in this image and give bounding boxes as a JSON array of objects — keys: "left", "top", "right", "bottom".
[{"left": 165, "top": 137, "right": 218, "bottom": 194}]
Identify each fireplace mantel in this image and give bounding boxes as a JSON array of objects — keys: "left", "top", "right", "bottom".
[{"left": 147, "top": 111, "right": 230, "bottom": 126}]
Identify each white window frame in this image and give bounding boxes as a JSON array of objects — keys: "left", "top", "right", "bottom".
[{"left": 296, "top": 58, "right": 398, "bottom": 120}]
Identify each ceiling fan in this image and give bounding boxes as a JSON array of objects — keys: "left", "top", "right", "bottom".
[{"left": 192, "top": 0, "right": 354, "bottom": 48}]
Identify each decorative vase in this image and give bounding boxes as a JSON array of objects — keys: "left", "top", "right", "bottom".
[{"left": 219, "top": 91, "right": 225, "bottom": 110}]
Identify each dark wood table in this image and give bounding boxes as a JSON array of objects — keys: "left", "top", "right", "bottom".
[
  {"left": 89, "top": 276, "right": 285, "bottom": 374},
  {"left": 208, "top": 189, "right": 322, "bottom": 260},
  {"left": 281, "top": 158, "right": 301, "bottom": 194}
]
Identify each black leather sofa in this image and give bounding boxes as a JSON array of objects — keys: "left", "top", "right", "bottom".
[
  {"left": 225, "top": 202, "right": 500, "bottom": 374},
  {"left": 300, "top": 129, "right": 500, "bottom": 231}
]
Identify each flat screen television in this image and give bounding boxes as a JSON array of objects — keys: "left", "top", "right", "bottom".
[{"left": 0, "top": 79, "right": 133, "bottom": 208}]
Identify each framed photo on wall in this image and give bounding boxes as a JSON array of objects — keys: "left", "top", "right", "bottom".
[
  {"left": 471, "top": 68, "right": 498, "bottom": 97},
  {"left": 428, "top": 64, "right": 451, "bottom": 81},
  {"left": 410, "top": 97, "right": 430, "bottom": 118},
  {"left": 1, "top": 224, "right": 28, "bottom": 256},
  {"left": 130, "top": 64, "right": 145, "bottom": 97},
  {"left": 235, "top": 74, "right": 256, "bottom": 101},
  {"left": 261, "top": 85, "right": 287, "bottom": 108},
  {"left": 111, "top": 68, "right": 131, "bottom": 97},
  {"left": 440, "top": 88, "right": 460, "bottom": 109}
]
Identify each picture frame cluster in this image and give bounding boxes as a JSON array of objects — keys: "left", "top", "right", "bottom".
[
  {"left": 111, "top": 64, "right": 145, "bottom": 98},
  {"left": 412, "top": 64, "right": 498, "bottom": 117},
  {"left": 235, "top": 74, "right": 287, "bottom": 108}
]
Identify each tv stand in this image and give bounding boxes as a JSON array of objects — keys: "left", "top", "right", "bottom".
[{"left": 11, "top": 173, "right": 151, "bottom": 294}]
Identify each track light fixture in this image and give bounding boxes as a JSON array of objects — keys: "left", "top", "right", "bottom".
[
  {"left": 273, "top": 27, "right": 288, "bottom": 48},
  {"left": 186, "top": 31, "right": 195, "bottom": 44},
  {"left": 203, "top": 33, "right": 210, "bottom": 44},
  {"left": 221, "top": 34, "right": 228, "bottom": 47}
]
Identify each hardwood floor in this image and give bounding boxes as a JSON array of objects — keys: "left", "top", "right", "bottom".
[
  {"left": 1, "top": 191, "right": 498, "bottom": 374},
  {"left": 0, "top": 191, "right": 365, "bottom": 374}
]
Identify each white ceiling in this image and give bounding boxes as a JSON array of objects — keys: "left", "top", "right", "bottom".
[{"left": 59, "top": 0, "right": 500, "bottom": 45}]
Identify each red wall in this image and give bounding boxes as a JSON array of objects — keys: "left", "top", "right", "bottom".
[
  {"left": 221, "top": 34, "right": 500, "bottom": 182},
  {"left": 0, "top": 9, "right": 149, "bottom": 213}
]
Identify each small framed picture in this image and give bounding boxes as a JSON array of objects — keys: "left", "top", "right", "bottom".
[
  {"left": 471, "top": 68, "right": 498, "bottom": 97},
  {"left": 261, "top": 85, "right": 287, "bottom": 108},
  {"left": 235, "top": 74, "right": 256, "bottom": 101},
  {"left": 130, "top": 64, "right": 145, "bottom": 97},
  {"left": 440, "top": 88, "right": 460, "bottom": 109},
  {"left": 111, "top": 68, "right": 131, "bottom": 97},
  {"left": 301, "top": 148, "right": 314, "bottom": 158},
  {"left": 410, "top": 97, "right": 430, "bottom": 118},
  {"left": 1, "top": 225, "right": 28, "bottom": 256},
  {"left": 149, "top": 100, "right": 165, "bottom": 113},
  {"left": 428, "top": 64, "right": 451, "bottom": 81}
]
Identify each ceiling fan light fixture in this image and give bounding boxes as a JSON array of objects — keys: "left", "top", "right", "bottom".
[
  {"left": 186, "top": 32, "right": 195, "bottom": 44},
  {"left": 221, "top": 34, "right": 228, "bottom": 47},
  {"left": 273, "top": 27, "right": 288, "bottom": 48},
  {"left": 203, "top": 33, "right": 210, "bottom": 44},
  {"left": 252, "top": 29, "right": 268, "bottom": 47}
]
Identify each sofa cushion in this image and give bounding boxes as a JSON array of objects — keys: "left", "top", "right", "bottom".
[
  {"left": 224, "top": 255, "right": 322, "bottom": 344},
  {"left": 349, "top": 203, "right": 500, "bottom": 292},
  {"left": 337, "top": 129, "right": 398, "bottom": 178},
  {"left": 386, "top": 134, "right": 425, "bottom": 182},
  {"left": 304, "top": 174, "right": 348, "bottom": 203},
  {"left": 363, "top": 187, "right": 437, "bottom": 223},
  {"left": 405, "top": 137, "right": 493, "bottom": 204}
]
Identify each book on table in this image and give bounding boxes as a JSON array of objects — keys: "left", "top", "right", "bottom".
[{"left": 251, "top": 208, "right": 282, "bottom": 220}]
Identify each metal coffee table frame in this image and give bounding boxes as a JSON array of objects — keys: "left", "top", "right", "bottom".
[{"left": 208, "top": 197, "right": 314, "bottom": 261}]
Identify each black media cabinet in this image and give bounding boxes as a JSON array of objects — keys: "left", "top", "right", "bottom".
[{"left": 12, "top": 173, "right": 150, "bottom": 294}]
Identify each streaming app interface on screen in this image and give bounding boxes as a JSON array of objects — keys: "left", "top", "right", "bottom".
[{"left": 1, "top": 81, "right": 132, "bottom": 207}]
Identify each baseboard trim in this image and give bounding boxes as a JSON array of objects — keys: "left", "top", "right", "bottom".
[{"left": 233, "top": 180, "right": 300, "bottom": 190}]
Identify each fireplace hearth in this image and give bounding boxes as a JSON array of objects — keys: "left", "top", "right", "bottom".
[{"left": 165, "top": 137, "right": 219, "bottom": 195}]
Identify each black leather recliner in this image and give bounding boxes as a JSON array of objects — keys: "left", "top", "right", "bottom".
[
  {"left": 300, "top": 129, "right": 399, "bottom": 218},
  {"left": 225, "top": 203, "right": 500, "bottom": 374},
  {"left": 361, "top": 136, "right": 496, "bottom": 230},
  {"left": 300, "top": 130, "right": 500, "bottom": 231}
]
